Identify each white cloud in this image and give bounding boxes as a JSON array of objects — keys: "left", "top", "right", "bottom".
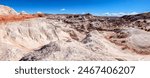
[
  {"left": 129, "top": 12, "right": 138, "bottom": 15},
  {"left": 103, "top": 12, "right": 138, "bottom": 16},
  {"left": 20, "top": 11, "right": 28, "bottom": 14},
  {"left": 37, "top": 11, "right": 43, "bottom": 14},
  {"left": 60, "top": 8, "right": 66, "bottom": 11},
  {"left": 104, "top": 12, "right": 111, "bottom": 16}
]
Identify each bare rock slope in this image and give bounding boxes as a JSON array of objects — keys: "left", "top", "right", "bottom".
[
  {"left": 0, "top": 5, "right": 150, "bottom": 61},
  {"left": 0, "top": 5, "right": 18, "bottom": 15}
]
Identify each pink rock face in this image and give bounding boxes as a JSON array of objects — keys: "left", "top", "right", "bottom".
[
  {"left": 0, "top": 14, "right": 44, "bottom": 23},
  {"left": 0, "top": 5, "right": 45, "bottom": 23}
]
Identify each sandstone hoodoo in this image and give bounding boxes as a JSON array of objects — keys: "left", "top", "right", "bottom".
[{"left": 0, "top": 5, "right": 150, "bottom": 61}]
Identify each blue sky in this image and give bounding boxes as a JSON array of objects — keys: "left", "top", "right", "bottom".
[{"left": 0, "top": 0, "right": 150, "bottom": 16}]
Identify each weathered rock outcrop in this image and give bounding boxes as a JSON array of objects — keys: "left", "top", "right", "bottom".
[
  {"left": 0, "top": 5, "right": 150, "bottom": 61},
  {"left": 0, "top": 5, "right": 18, "bottom": 15},
  {"left": 107, "top": 28, "right": 150, "bottom": 55}
]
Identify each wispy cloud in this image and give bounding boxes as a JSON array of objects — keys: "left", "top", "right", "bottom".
[
  {"left": 60, "top": 8, "right": 66, "bottom": 11},
  {"left": 103, "top": 12, "right": 138, "bottom": 16}
]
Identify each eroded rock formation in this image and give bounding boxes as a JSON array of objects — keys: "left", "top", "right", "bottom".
[
  {"left": 0, "top": 5, "right": 18, "bottom": 15},
  {"left": 0, "top": 5, "right": 150, "bottom": 61}
]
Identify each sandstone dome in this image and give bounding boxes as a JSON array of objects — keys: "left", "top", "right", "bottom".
[{"left": 0, "top": 5, "right": 18, "bottom": 15}]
